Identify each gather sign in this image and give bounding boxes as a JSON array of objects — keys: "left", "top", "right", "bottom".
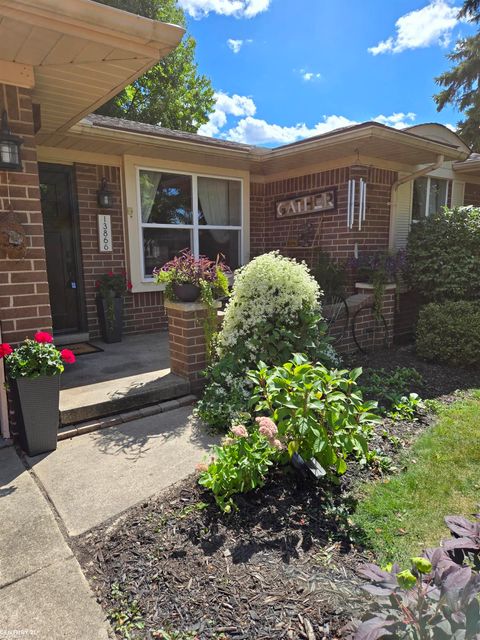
[{"left": 276, "top": 189, "right": 336, "bottom": 219}]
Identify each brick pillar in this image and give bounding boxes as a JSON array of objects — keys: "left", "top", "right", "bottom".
[
  {"left": 165, "top": 300, "right": 220, "bottom": 394},
  {"left": 353, "top": 282, "right": 396, "bottom": 350},
  {"left": 0, "top": 84, "right": 52, "bottom": 437},
  {"left": 0, "top": 84, "right": 52, "bottom": 344}
]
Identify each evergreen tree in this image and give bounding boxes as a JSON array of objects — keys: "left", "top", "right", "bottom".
[{"left": 434, "top": 0, "right": 480, "bottom": 150}]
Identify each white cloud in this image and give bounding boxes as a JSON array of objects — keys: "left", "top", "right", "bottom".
[
  {"left": 227, "top": 38, "right": 243, "bottom": 53},
  {"left": 198, "top": 92, "right": 419, "bottom": 145},
  {"left": 198, "top": 91, "right": 256, "bottom": 137},
  {"left": 178, "top": 0, "right": 270, "bottom": 18},
  {"left": 368, "top": 0, "right": 462, "bottom": 55},
  {"left": 301, "top": 69, "right": 322, "bottom": 81},
  {"left": 225, "top": 114, "right": 359, "bottom": 145},
  {"left": 373, "top": 112, "right": 416, "bottom": 129},
  {"left": 227, "top": 38, "right": 252, "bottom": 53}
]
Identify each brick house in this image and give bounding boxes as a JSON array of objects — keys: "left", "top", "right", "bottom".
[{"left": 1, "top": 0, "right": 480, "bottom": 437}]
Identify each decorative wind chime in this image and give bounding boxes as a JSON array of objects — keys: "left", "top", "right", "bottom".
[
  {"left": 0, "top": 109, "right": 26, "bottom": 260},
  {"left": 346, "top": 177, "right": 367, "bottom": 231}
]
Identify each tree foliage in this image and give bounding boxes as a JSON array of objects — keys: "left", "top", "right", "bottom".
[
  {"left": 94, "top": 0, "right": 215, "bottom": 132},
  {"left": 434, "top": 1, "right": 480, "bottom": 150}
]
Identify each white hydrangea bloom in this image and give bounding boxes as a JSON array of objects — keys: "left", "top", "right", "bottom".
[{"left": 218, "top": 252, "right": 322, "bottom": 355}]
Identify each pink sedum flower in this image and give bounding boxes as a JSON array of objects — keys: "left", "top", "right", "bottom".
[
  {"left": 272, "top": 439, "right": 284, "bottom": 451},
  {"left": 256, "top": 416, "right": 278, "bottom": 440},
  {"left": 231, "top": 424, "right": 248, "bottom": 438}
]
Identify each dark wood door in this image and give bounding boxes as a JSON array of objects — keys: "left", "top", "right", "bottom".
[{"left": 40, "top": 164, "right": 85, "bottom": 334}]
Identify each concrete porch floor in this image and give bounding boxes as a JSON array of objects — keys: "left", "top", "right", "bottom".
[{"left": 60, "top": 332, "right": 190, "bottom": 425}]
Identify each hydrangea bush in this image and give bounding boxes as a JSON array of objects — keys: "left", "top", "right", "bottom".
[{"left": 196, "top": 252, "right": 338, "bottom": 429}]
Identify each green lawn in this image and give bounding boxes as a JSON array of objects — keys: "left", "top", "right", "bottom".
[{"left": 353, "top": 391, "right": 480, "bottom": 566}]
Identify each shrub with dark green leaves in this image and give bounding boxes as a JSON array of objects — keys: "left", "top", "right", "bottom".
[
  {"left": 248, "top": 354, "right": 380, "bottom": 477},
  {"left": 416, "top": 301, "right": 480, "bottom": 366},
  {"left": 406, "top": 206, "right": 480, "bottom": 302}
]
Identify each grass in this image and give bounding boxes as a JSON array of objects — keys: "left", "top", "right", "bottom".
[{"left": 353, "top": 391, "right": 480, "bottom": 566}]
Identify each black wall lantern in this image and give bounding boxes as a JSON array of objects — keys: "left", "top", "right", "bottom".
[
  {"left": 0, "top": 110, "right": 23, "bottom": 172},
  {"left": 97, "top": 177, "right": 113, "bottom": 209}
]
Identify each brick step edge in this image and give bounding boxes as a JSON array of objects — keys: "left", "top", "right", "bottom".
[{"left": 57, "top": 395, "right": 198, "bottom": 441}]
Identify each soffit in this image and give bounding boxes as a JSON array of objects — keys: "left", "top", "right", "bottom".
[{"left": 0, "top": 0, "right": 183, "bottom": 137}]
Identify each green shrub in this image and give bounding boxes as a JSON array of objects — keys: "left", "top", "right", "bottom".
[
  {"left": 198, "top": 423, "right": 279, "bottom": 512},
  {"left": 196, "top": 252, "right": 338, "bottom": 429},
  {"left": 406, "top": 206, "right": 480, "bottom": 302},
  {"left": 416, "top": 301, "right": 480, "bottom": 366},
  {"left": 248, "top": 354, "right": 380, "bottom": 476},
  {"left": 360, "top": 367, "right": 424, "bottom": 415}
]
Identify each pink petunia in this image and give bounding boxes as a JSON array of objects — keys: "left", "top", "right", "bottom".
[
  {"left": 60, "top": 349, "right": 76, "bottom": 364},
  {"left": 0, "top": 343, "right": 13, "bottom": 359},
  {"left": 34, "top": 331, "right": 53, "bottom": 344}
]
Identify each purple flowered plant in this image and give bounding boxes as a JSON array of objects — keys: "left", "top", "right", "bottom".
[
  {"left": 348, "top": 250, "right": 407, "bottom": 284},
  {"left": 153, "top": 248, "right": 231, "bottom": 286}
]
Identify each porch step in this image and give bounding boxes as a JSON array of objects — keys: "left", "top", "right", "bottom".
[
  {"left": 59, "top": 369, "right": 191, "bottom": 426},
  {"left": 58, "top": 394, "right": 198, "bottom": 440}
]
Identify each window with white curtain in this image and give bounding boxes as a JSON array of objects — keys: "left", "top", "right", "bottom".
[
  {"left": 139, "top": 169, "right": 243, "bottom": 278},
  {"left": 412, "top": 176, "right": 449, "bottom": 221}
]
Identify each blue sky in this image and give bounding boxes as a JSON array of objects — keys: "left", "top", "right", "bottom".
[{"left": 174, "top": 0, "right": 476, "bottom": 146}]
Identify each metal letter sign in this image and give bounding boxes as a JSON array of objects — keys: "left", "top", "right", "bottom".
[
  {"left": 98, "top": 214, "right": 112, "bottom": 252},
  {"left": 276, "top": 188, "right": 336, "bottom": 219}
]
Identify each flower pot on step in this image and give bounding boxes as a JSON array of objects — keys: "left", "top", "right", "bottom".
[
  {"left": 96, "top": 296, "right": 124, "bottom": 343},
  {"left": 15, "top": 375, "right": 60, "bottom": 456},
  {"left": 173, "top": 282, "right": 201, "bottom": 302}
]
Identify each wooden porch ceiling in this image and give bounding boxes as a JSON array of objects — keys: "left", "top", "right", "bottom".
[{"left": 0, "top": 0, "right": 184, "bottom": 137}]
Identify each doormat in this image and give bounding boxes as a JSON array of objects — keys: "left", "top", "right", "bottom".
[{"left": 60, "top": 342, "right": 103, "bottom": 356}]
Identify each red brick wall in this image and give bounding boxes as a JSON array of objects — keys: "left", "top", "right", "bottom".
[
  {"left": 250, "top": 165, "right": 397, "bottom": 290},
  {"left": 74, "top": 163, "right": 167, "bottom": 337},
  {"left": 464, "top": 182, "right": 480, "bottom": 207},
  {"left": 0, "top": 85, "right": 52, "bottom": 344}
]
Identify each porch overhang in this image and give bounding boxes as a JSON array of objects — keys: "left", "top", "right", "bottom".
[
  {"left": 259, "top": 123, "right": 470, "bottom": 176},
  {"left": 0, "top": 0, "right": 184, "bottom": 140}
]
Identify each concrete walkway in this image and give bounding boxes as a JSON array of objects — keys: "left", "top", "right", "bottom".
[
  {"left": 0, "top": 447, "right": 111, "bottom": 639},
  {"left": 27, "top": 407, "right": 217, "bottom": 536},
  {"left": 0, "top": 407, "right": 217, "bottom": 638}
]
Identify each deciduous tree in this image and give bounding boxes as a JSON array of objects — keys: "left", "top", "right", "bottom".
[{"left": 95, "top": 0, "right": 215, "bottom": 133}]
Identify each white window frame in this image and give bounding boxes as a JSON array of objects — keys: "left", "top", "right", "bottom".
[
  {"left": 412, "top": 176, "right": 450, "bottom": 222},
  {"left": 136, "top": 166, "right": 244, "bottom": 283}
]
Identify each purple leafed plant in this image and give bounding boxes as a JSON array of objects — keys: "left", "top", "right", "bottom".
[
  {"left": 153, "top": 248, "right": 230, "bottom": 285},
  {"left": 443, "top": 513, "right": 480, "bottom": 568},
  {"left": 348, "top": 540, "right": 480, "bottom": 638}
]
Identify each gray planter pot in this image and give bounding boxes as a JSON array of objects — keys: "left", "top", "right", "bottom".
[
  {"left": 16, "top": 375, "right": 60, "bottom": 456},
  {"left": 173, "top": 282, "right": 201, "bottom": 302},
  {"left": 96, "top": 296, "right": 124, "bottom": 343}
]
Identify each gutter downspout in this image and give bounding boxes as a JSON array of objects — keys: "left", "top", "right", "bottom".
[
  {"left": 392, "top": 154, "right": 444, "bottom": 191},
  {"left": 389, "top": 154, "right": 444, "bottom": 249}
]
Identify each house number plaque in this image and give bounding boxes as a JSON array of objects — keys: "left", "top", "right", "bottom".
[{"left": 98, "top": 214, "right": 112, "bottom": 252}]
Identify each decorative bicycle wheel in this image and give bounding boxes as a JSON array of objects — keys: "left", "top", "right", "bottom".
[
  {"left": 352, "top": 305, "right": 389, "bottom": 354},
  {"left": 323, "top": 294, "right": 349, "bottom": 345}
]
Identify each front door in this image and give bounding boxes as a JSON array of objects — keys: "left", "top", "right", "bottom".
[{"left": 39, "top": 164, "right": 86, "bottom": 335}]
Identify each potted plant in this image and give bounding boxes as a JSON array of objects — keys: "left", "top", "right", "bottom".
[
  {"left": 95, "top": 271, "right": 132, "bottom": 343},
  {"left": 154, "top": 249, "right": 231, "bottom": 357},
  {"left": 153, "top": 249, "right": 230, "bottom": 304},
  {"left": 0, "top": 333, "right": 76, "bottom": 456}
]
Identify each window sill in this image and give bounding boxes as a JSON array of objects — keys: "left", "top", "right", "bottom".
[{"left": 131, "top": 281, "right": 165, "bottom": 295}]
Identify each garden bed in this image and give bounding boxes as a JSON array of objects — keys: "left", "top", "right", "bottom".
[{"left": 76, "top": 347, "right": 480, "bottom": 639}]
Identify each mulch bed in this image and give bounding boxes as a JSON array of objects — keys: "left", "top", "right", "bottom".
[{"left": 76, "top": 346, "right": 480, "bottom": 640}]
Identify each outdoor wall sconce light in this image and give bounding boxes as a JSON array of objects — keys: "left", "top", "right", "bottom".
[
  {"left": 0, "top": 110, "right": 23, "bottom": 172},
  {"left": 97, "top": 177, "right": 113, "bottom": 209}
]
